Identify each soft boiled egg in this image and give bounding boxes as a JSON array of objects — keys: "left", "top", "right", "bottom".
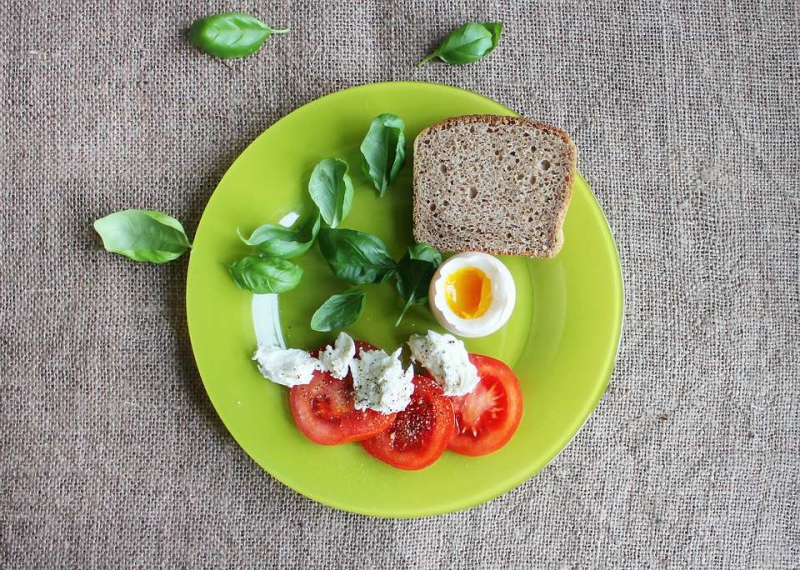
[{"left": 429, "top": 252, "right": 516, "bottom": 338}]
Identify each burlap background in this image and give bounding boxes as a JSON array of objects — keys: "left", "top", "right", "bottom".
[{"left": 2, "top": 0, "right": 798, "bottom": 568}]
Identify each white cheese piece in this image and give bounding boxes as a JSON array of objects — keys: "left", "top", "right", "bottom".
[
  {"left": 350, "top": 348, "right": 414, "bottom": 414},
  {"left": 407, "top": 330, "right": 479, "bottom": 396},
  {"left": 252, "top": 345, "right": 322, "bottom": 387},
  {"left": 317, "top": 331, "right": 356, "bottom": 380}
]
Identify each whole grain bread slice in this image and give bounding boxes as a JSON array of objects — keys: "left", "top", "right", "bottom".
[{"left": 412, "top": 115, "right": 577, "bottom": 258}]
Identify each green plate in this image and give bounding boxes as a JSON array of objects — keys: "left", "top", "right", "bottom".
[{"left": 186, "top": 82, "right": 623, "bottom": 518}]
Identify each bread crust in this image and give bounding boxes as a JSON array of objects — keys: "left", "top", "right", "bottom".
[{"left": 412, "top": 115, "right": 577, "bottom": 258}]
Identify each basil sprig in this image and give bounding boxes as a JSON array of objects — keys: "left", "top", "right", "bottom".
[
  {"left": 188, "top": 13, "right": 289, "bottom": 59},
  {"left": 394, "top": 244, "right": 442, "bottom": 326},
  {"left": 360, "top": 114, "right": 406, "bottom": 196},
  {"left": 318, "top": 228, "right": 397, "bottom": 285},
  {"left": 238, "top": 211, "right": 320, "bottom": 259},
  {"left": 93, "top": 210, "right": 191, "bottom": 263},
  {"left": 419, "top": 22, "right": 503, "bottom": 66},
  {"left": 228, "top": 256, "right": 303, "bottom": 294},
  {"left": 308, "top": 158, "right": 354, "bottom": 228},
  {"left": 310, "top": 289, "right": 366, "bottom": 332}
]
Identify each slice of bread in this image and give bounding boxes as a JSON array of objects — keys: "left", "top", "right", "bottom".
[{"left": 412, "top": 115, "right": 577, "bottom": 258}]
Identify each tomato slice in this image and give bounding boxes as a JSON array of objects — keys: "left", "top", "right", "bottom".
[
  {"left": 289, "top": 341, "right": 395, "bottom": 445},
  {"left": 448, "top": 354, "right": 523, "bottom": 456},
  {"left": 361, "top": 375, "right": 455, "bottom": 470}
]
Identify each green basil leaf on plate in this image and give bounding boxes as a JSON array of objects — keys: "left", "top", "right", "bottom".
[
  {"left": 188, "top": 13, "right": 289, "bottom": 59},
  {"left": 360, "top": 114, "right": 406, "bottom": 196},
  {"left": 394, "top": 243, "right": 442, "bottom": 326},
  {"left": 403, "top": 243, "right": 442, "bottom": 266},
  {"left": 419, "top": 22, "right": 503, "bottom": 66},
  {"left": 311, "top": 289, "right": 366, "bottom": 332},
  {"left": 238, "top": 211, "right": 320, "bottom": 259},
  {"left": 308, "top": 158, "right": 354, "bottom": 228},
  {"left": 229, "top": 255, "right": 303, "bottom": 294},
  {"left": 93, "top": 209, "right": 191, "bottom": 263},
  {"left": 318, "top": 228, "right": 397, "bottom": 285}
]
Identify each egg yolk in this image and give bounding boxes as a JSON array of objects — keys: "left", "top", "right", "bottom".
[{"left": 444, "top": 268, "right": 493, "bottom": 319}]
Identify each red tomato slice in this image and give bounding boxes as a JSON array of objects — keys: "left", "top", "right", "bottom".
[
  {"left": 361, "top": 375, "right": 455, "bottom": 470},
  {"left": 448, "top": 354, "right": 523, "bottom": 456},
  {"left": 289, "top": 341, "right": 395, "bottom": 445}
]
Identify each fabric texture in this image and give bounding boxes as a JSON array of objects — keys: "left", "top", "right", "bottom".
[{"left": 1, "top": 0, "right": 798, "bottom": 568}]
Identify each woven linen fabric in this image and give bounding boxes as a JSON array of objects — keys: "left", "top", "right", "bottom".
[{"left": 1, "top": 0, "right": 798, "bottom": 568}]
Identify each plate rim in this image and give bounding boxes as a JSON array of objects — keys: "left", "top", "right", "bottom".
[{"left": 186, "top": 80, "right": 624, "bottom": 518}]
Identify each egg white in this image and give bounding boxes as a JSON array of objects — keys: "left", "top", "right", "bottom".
[{"left": 428, "top": 252, "right": 516, "bottom": 338}]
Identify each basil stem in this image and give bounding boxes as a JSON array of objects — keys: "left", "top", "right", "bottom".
[
  {"left": 238, "top": 211, "right": 320, "bottom": 259},
  {"left": 310, "top": 289, "right": 366, "bottom": 332},
  {"left": 93, "top": 210, "right": 191, "bottom": 264},
  {"left": 360, "top": 114, "right": 406, "bottom": 196},
  {"left": 419, "top": 22, "right": 503, "bottom": 66},
  {"left": 229, "top": 256, "right": 303, "bottom": 294},
  {"left": 394, "top": 244, "right": 442, "bottom": 326},
  {"left": 188, "top": 13, "right": 289, "bottom": 59},
  {"left": 308, "top": 158, "right": 354, "bottom": 228},
  {"left": 318, "top": 228, "right": 397, "bottom": 285}
]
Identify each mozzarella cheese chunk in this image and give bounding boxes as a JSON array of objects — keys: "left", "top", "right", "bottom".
[
  {"left": 349, "top": 348, "right": 414, "bottom": 414},
  {"left": 317, "top": 331, "right": 356, "bottom": 380},
  {"left": 407, "top": 330, "right": 479, "bottom": 396},
  {"left": 252, "top": 345, "right": 322, "bottom": 387}
]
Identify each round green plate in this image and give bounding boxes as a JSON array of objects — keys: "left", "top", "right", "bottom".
[{"left": 186, "top": 82, "right": 623, "bottom": 518}]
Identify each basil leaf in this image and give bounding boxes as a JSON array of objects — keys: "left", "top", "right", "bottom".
[
  {"left": 404, "top": 243, "right": 442, "bottom": 266},
  {"left": 310, "top": 289, "right": 366, "bottom": 332},
  {"left": 93, "top": 209, "right": 191, "bottom": 263},
  {"left": 308, "top": 158, "right": 354, "bottom": 228},
  {"left": 318, "top": 228, "right": 397, "bottom": 285},
  {"left": 394, "top": 244, "right": 442, "bottom": 326},
  {"left": 483, "top": 22, "right": 503, "bottom": 47},
  {"left": 229, "top": 256, "right": 303, "bottom": 294},
  {"left": 418, "top": 22, "right": 503, "bottom": 66},
  {"left": 360, "top": 114, "right": 406, "bottom": 196},
  {"left": 188, "top": 13, "right": 289, "bottom": 59},
  {"left": 238, "top": 211, "right": 320, "bottom": 259}
]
